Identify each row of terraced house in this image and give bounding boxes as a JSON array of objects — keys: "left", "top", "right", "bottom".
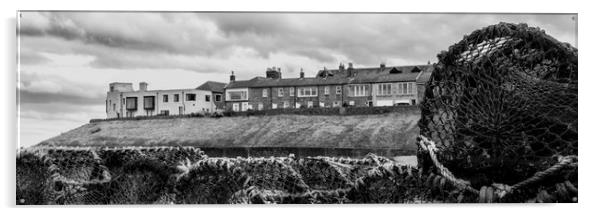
[
  {"left": 105, "top": 62, "right": 432, "bottom": 118},
  {"left": 224, "top": 63, "right": 433, "bottom": 112}
]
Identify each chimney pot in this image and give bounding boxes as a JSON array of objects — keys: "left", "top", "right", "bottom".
[
  {"left": 139, "top": 82, "right": 148, "bottom": 91},
  {"left": 230, "top": 71, "right": 236, "bottom": 82}
]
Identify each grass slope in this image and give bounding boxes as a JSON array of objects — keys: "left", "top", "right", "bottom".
[{"left": 39, "top": 111, "right": 419, "bottom": 150}]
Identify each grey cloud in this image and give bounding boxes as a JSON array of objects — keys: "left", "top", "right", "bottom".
[
  {"left": 19, "top": 90, "right": 104, "bottom": 105},
  {"left": 19, "top": 12, "right": 577, "bottom": 71},
  {"left": 19, "top": 51, "right": 51, "bottom": 65}
]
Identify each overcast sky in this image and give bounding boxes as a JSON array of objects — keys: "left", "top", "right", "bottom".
[{"left": 17, "top": 12, "right": 577, "bottom": 147}]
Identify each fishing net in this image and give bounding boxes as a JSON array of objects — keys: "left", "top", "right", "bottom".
[
  {"left": 17, "top": 147, "right": 471, "bottom": 204},
  {"left": 418, "top": 22, "right": 578, "bottom": 190}
]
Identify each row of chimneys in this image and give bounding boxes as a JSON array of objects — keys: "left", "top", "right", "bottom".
[{"left": 228, "top": 61, "right": 421, "bottom": 82}]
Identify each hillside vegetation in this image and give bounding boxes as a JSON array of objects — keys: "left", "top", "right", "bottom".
[{"left": 39, "top": 110, "right": 420, "bottom": 150}]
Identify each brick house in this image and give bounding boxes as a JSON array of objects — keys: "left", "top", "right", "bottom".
[{"left": 224, "top": 63, "right": 433, "bottom": 112}]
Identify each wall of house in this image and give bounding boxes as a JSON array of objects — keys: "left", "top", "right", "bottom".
[
  {"left": 318, "top": 85, "right": 345, "bottom": 108},
  {"left": 224, "top": 88, "right": 249, "bottom": 112},
  {"left": 346, "top": 84, "right": 373, "bottom": 107},
  {"left": 224, "top": 82, "right": 426, "bottom": 112},
  {"left": 212, "top": 92, "right": 225, "bottom": 111},
  {"left": 371, "top": 82, "right": 419, "bottom": 106},
  {"left": 106, "top": 88, "right": 213, "bottom": 118}
]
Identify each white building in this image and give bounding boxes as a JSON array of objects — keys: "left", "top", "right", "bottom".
[{"left": 106, "top": 82, "right": 215, "bottom": 118}]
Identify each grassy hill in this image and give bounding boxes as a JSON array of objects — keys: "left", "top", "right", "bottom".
[{"left": 39, "top": 110, "right": 420, "bottom": 152}]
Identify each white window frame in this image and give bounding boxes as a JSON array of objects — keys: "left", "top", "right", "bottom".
[
  {"left": 289, "top": 87, "right": 295, "bottom": 96},
  {"left": 233, "top": 103, "right": 239, "bottom": 112},
  {"left": 278, "top": 88, "right": 284, "bottom": 97},
  {"left": 226, "top": 89, "right": 248, "bottom": 101},
  {"left": 283, "top": 101, "right": 289, "bottom": 108},
  {"left": 336, "top": 86, "right": 342, "bottom": 95},
  {"left": 258, "top": 103, "right": 263, "bottom": 110},
  {"left": 324, "top": 86, "right": 330, "bottom": 95},
  {"left": 333, "top": 101, "right": 341, "bottom": 107},
  {"left": 376, "top": 83, "right": 393, "bottom": 96},
  {"left": 349, "top": 85, "right": 368, "bottom": 97},
  {"left": 262, "top": 88, "right": 268, "bottom": 97},
  {"left": 242, "top": 102, "right": 249, "bottom": 111},
  {"left": 298, "top": 87, "right": 318, "bottom": 97},
  {"left": 307, "top": 101, "right": 314, "bottom": 108}
]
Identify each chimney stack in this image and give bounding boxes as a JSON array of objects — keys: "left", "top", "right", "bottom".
[
  {"left": 338, "top": 63, "right": 345, "bottom": 73},
  {"left": 230, "top": 71, "right": 236, "bottom": 82},
  {"left": 139, "top": 82, "right": 148, "bottom": 91},
  {"left": 347, "top": 62, "right": 354, "bottom": 77},
  {"left": 266, "top": 67, "right": 281, "bottom": 79},
  {"left": 380, "top": 62, "right": 386, "bottom": 70},
  {"left": 300, "top": 68, "right": 305, "bottom": 78}
]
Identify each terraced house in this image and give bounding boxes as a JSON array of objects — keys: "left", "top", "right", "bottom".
[{"left": 224, "top": 63, "right": 433, "bottom": 112}]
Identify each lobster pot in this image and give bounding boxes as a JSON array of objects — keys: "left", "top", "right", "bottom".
[{"left": 418, "top": 23, "right": 577, "bottom": 187}]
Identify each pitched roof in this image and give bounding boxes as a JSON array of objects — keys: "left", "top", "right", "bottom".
[
  {"left": 225, "top": 64, "right": 434, "bottom": 89},
  {"left": 196, "top": 81, "right": 227, "bottom": 92}
]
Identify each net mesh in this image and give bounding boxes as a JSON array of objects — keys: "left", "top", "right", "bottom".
[
  {"left": 417, "top": 22, "right": 577, "bottom": 188},
  {"left": 17, "top": 147, "right": 478, "bottom": 204}
]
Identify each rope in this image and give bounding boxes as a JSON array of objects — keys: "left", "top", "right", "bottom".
[
  {"left": 417, "top": 135, "right": 578, "bottom": 200},
  {"left": 496, "top": 155, "right": 577, "bottom": 198},
  {"left": 418, "top": 135, "right": 479, "bottom": 194}
]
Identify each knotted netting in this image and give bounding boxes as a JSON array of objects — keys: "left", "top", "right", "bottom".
[
  {"left": 18, "top": 146, "right": 470, "bottom": 204},
  {"left": 418, "top": 22, "right": 577, "bottom": 193}
]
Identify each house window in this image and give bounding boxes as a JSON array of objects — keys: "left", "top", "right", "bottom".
[
  {"left": 215, "top": 94, "right": 222, "bottom": 102},
  {"left": 126, "top": 97, "right": 138, "bottom": 110},
  {"left": 307, "top": 101, "right": 314, "bottom": 108},
  {"left": 377, "top": 83, "right": 393, "bottom": 96},
  {"left": 349, "top": 101, "right": 355, "bottom": 106},
  {"left": 113, "top": 103, "right": 116, "bottom": 111},
  {"left": 262, "top": 89, "right": 268, "bottom": 97},
  {"left": 233, "top": 103, "right": 239, "bottom": 112},
  {"left": 205, "top": 95, "right": 211, "bottom": 102},
  {"left": 336, "top": 86, "right": 342, "bottom": 95},
  {"left": 163, "top": 95, "right": 169, "bottom": 102},
  {"left": 283, "top": 101, "right": 289, "bottom": 108},
  {"left": 186, "top": 93, "right": 196, "bottom": 101},
  {"left": 289, "top": 87, "right": 295, "bottom": 96},
  {"left": 160, "top": 110, "right": 169, "bottom": 115},
  {"left": 258, "top": 103, "right": 263, "bottom": 110},
  {"left": 242, "top": 102, "right": 249, "bottom": 111},
  {"left": 278, "top": 88, "right": 284, "bottom": 97},
  {"left": 143, "top": 96, "right": 155, "bottom": 110},
  {"left": 174, "top": 94, "right": 179, "bottom": 102},
  {"left": 397, "top": 82, "right": 414, "bottom": 95},
  {"left": 298, "top": 87, "right": 318, "bottom": 97},
  {"left": 349, "top": 85, "right": 368, "bottom": 97},
  {"left": 227, "top": 90, "right": 248, "bottom": 101},
  {"left": 324, "top": 86, "right": 330, "bottom": 95},
  {"left": 333, "top": 101, "right": 341, "bottom": 107}
]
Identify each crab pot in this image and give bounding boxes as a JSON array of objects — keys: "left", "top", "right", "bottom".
[{"left": 418, "top": 23, "right": 578, "bottom": 187}]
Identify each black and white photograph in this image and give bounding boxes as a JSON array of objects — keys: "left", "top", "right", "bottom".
[{"left": 12, "top": 6, "right": 581, "bottom": 207}]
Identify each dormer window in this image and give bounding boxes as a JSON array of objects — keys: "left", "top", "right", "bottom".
[
  {"left": 389, "top": 68, "right": 402, "bottom": 74},
  {"left": 411, "top": 66, "right": 422, "bottom": 73}
]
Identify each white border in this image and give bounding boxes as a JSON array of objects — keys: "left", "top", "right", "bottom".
[{"left": 3, "top": 0, "right": 600, "bottom": 215}]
